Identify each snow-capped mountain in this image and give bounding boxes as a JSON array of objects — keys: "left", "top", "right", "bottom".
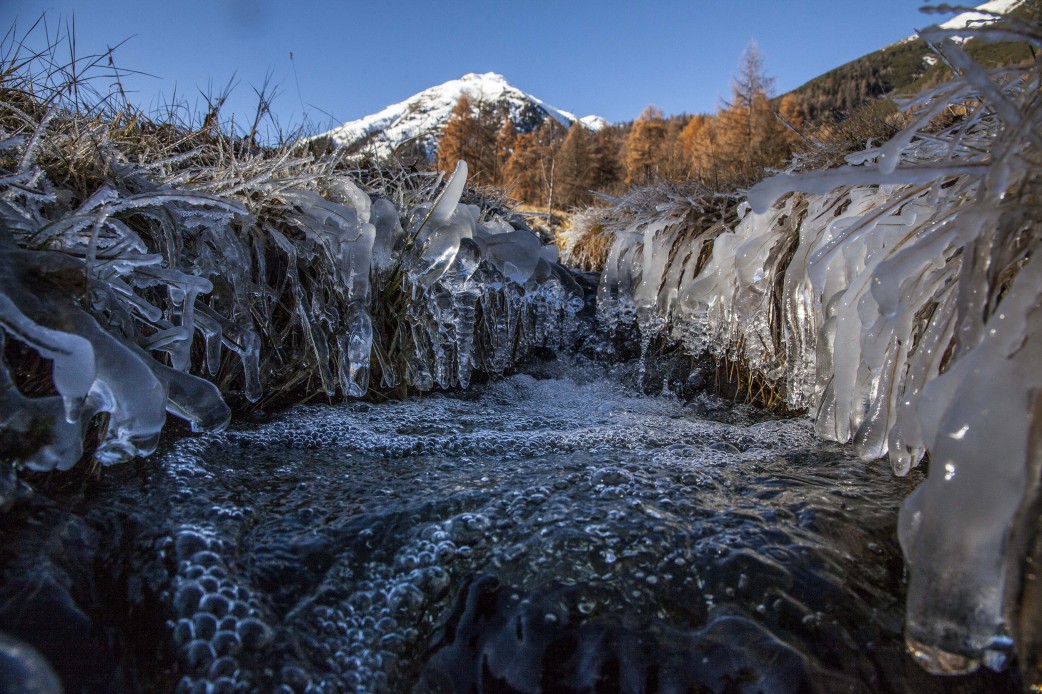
[
  {"left": 316, "top": 72, "right": 608, "bottom": 161},
  {"left": 904, "top": 0, "right": 1025, "bottom": 42}
]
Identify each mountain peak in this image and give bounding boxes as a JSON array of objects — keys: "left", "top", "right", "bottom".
[
  {"left": 316, "top": 73, "right": 607, "bottom": 161},
  {"left": 459, "top": 71, "right": 510, "bottom": 84}
]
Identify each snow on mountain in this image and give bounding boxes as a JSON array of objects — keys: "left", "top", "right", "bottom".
[
  {"left": 901, "top": 0, "right": 1025, "bottom": 43},
  {"left": 316, "top": 72, "right": 607, "bottom": 161},
  {"left": 937, "top": 0, "right": 1023, "bottom": 30},
  {"left": 579, "top": 114, "right": 611, "bottom": 130}
]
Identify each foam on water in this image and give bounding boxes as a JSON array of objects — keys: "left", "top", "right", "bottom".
[{"left": 107, "top": 362, "right": 1010, "bottom": 693}]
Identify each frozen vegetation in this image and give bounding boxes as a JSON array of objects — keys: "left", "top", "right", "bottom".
[
  {"left": 0, "top": 79, "right": 581, "bottom": 483},
  {"left": 2, "top": 7, "right": 1042, "bottom": 693},
  {"left": 591, "top": 17, "right": 1042, "bottom": 681}
]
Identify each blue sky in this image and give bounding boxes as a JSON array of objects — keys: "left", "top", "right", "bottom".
[{"left": 4, "top": 1, "right": 952, "bottom": 135}]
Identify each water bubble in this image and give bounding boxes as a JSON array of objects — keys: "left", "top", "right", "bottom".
[
  {"left": 388, "top": 584, "right": 425, "bottom": 618},
  {"left": 207, "top": 655, "right": 238, "bottom": 679},
  {"left": 433, "top": 541, "right": 457, "bottom": 563},
  {"left": 591, "top": 467, "right": 632, "bottom": 486},
  {"left": 191, "top": 550, "right": 221, "bottom": 568},
  {"left": 229, "top": 600, "right": 250, "bottom": 619},
  {"left": 205, "top": 565, "right": 227, "bottom": 580},
  {"left": 236, "top": 618, "right": 273, "bottom": 650},
  {"left": 198, "top": 576, "right": 220, "bottom": 593},
  {"left": 192, "top": 612, "right": 218, "bottom": 640},
  {"left": 211, "top": 676, "right": 237, "bottom": 694},
  {"left": 708, "top": 441, "right": 741, "bottom": 454},
  {"left": 420, "top": 566, "right": 451, "bottom": 599},
  {"left": 174, "top": 582, "right": 205, "bottom": 616},
  {"left": 200, "top": 593, "right": 230, "bottom": 617},
  {"left": 172, "top": 618, "right": 194, "bottom": 647},
  {"left": 175, "top": 532, "right": 209, "bottom": 561},
  {"left": 211, "top": 630, "right": 242, "bottom": 657},
  {"left": 280, "top": 664, "right": 310, "bottom": 691},
  {"left": 449, "top": 513, "right": 492, "bottom": 544},
  {"left": 182, "top": 639, "right": 216, "bottom": 671}
]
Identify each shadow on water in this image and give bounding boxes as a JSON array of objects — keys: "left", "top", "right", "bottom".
[{"left": 0, "top": 358, "right": 1022, "bottom": 692}]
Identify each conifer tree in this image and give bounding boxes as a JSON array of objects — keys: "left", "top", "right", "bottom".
[
  {"left": 777, "top": 93, "right": 805, "bottom": 146},
  {"left": 674, "top": 41, "right": 797, "bottom": 188},
  {"left": 504, "top": 131, "right": 545, "bottom": 204},
  {"left": 436, "top": 95, "right": 506, "bottom": 186},
  {"left": 678, "top": 114, "right": 715, "bottom": 182},
  {"left": 624, "top": 105, "right": 667, "bottom": 186},
  {"left": 471, "top": 99, "right": 503, "bottom": 185},
  {"left": 730, "top": 40, "right": 774, "bottom": 114},
  {"left": 436, "top": 94, "right": 476, "bottom": 174},
  {"left": 503, "top": 118, "right": 565, "bottom": 206},
  {"left": 590, "top": 126, "right": 624, "bottom": 195},
  {"left": 495, "top": 120, "right": 517, "bottom": 185},
  {"left": 557, "top": 123, "right": 594, "bottom": 207},
  {"left": 661, "top": 115, "right": 692, "bottom": 180},
  {"left": 537, "top": 119, "right": 565, "bottom": 211}
]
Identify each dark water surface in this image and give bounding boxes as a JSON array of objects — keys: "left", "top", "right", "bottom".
[{"left": 0, "top": 360, "right": 1019, "bottom": 692}]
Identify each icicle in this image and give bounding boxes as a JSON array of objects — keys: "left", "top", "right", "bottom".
[
  {"left": 339, "top": 301, "right": 373, "bottom": 398},
  {"left": 151, "top": 361, "right": 231, "bottom": 433},
  {"left": 0, "top": 332, "right": 85, "bottom": 472},
  {"left": 370, "top": 197, "right": 403, "bottom": 270},
  {"left": 0, "top": 291, "right": 95, "bottom": 423}
]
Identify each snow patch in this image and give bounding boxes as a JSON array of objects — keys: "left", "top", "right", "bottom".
[
  {"left": 900, "top": 0, "right": 1026, "bottom": 43},
  {"left": 937, "top": 0, "right": 1023, "bottom": 31}
]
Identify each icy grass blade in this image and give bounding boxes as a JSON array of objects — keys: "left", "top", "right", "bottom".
[
  {"left": 428, "top": 160, "right": 468, "bottom": 227},
  {"left": 747, "top": 163, "right": 985, "bottom": 215}
]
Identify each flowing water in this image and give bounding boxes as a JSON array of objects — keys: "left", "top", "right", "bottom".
[{"left": 9, "top": 357, "right": 1006, "bottom": 693}]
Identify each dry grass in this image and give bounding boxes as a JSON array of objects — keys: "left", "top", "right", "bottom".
[
  {"left": 563, "top": 219, "right": 612, "bottom": 272},
  {"left": 789, "top": 99, "right": 909, "bottom": 172}
]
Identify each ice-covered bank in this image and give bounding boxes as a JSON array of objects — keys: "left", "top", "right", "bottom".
[
  {"left": 0, "top": 126, "right": 581, "bottom": 477},
  {"left": 593, "top": 21, "right": 1042, "bottom": 680}
]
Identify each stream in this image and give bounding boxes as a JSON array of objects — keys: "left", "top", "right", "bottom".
[{"left": 0, "top": 356, "right": 1021, "bottom": 693}]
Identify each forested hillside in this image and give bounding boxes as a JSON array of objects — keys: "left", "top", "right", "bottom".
[
  {"left": 425, "top": 1, "right": 1040, "bottom": 212},
  {"left": 431, "top": 43, "right": 804, "bottom": 210},
  {"left": 784, "top": 0, "right": 1039, "bottom": 122}
]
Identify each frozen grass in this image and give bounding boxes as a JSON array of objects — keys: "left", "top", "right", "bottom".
[{"left": 0, "top": 20, "right": 579, "bottom": 484}]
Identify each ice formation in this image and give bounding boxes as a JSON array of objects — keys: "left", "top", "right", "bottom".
[
  {"left": 0, "top": 112, "right": 580, "bottom": 476},
  {"left": 593, "top": 23, "right": 1042, "bottom": 679}
]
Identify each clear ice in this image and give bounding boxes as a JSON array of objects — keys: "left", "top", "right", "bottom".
[
  {"left": 592, "top": 25, "right": 1042, "bottom": 677},
  {"left": 0, "top": 148, "right": 580, "bottom": 473}
]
